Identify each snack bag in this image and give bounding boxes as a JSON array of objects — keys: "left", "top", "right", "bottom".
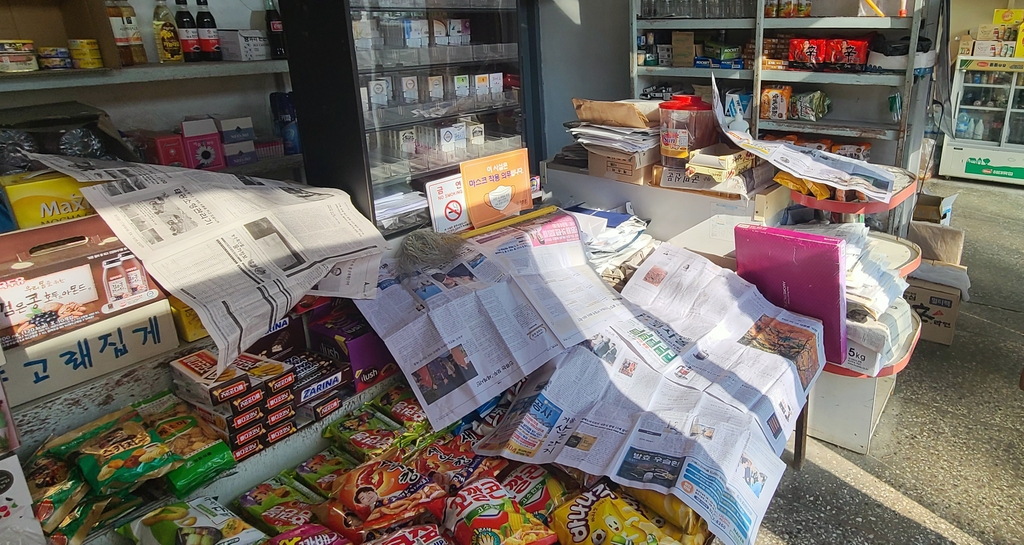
[
  {"left": 759, "top": 86, "right": 791, "bottom": 120},
  {"left": 75, "top": 414, "right": 181, "bottom": 495},
  {"left": 366, "top": 524, "right": 453, "bottom": 545},
  {"left": 48, "top": 496, "right": 110, "bottom": 545},
  {"left": 831, "top": 142, "right": 871, "bottom": 161},
  {"left": 24, "top": 453, "right": 89, "bottom": 533},
  {"left": 117, "top": 496, "right": 267, "bottom": 545},
  {"left": 774, "top": 172, "right": 830, "bottom": 200},
  {"left": 324, "top": 408, "right": 403, "bottom": 462},
  {"left": 500, "top": 464, "right": 574, "bottom": 524},
  {"left": 336, "top": 459, "right": 447, "bottom": 523},
  {"left": 237, "top": 476, "right": 321, "bottom": 535},
  {"left": 318, "top": 499, "right": 441, "bottom": 544},
  {"left": 412, "top": 439, "right": 507, "bottom": 494},
  {"left": 789, "top": 91, "right": 831, "bottom": 122},
  {"left": 133, "top": 391, "right": 236, "bottom": 498},
  {"left": 619, "top": 491, "right": 686, "bottom": 542},
  {"left": 295, "top": 446, "right": 361, "bottom": 497},
  {"left": 794, "top": 138, "right": 832, "bottom": 152},
  {"left": 443, "top": 477, "right": 557, "bottom": 545},
  {"left": 552, "top": 483, "right": 680, "bottom": 545},
  {"left": 620, "top": 488, "right": 711, "bottom": 544},
  {"left": 267, "top": 524, "right": 351, "bottom": 545},
  {"left": 371, "top": 385, "right": 430, "bottom": 436},
  {"left": 42, "top": 408, "right": 138, "bottom": 460}
]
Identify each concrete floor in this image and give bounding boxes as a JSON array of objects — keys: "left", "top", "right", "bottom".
[{"left": 756, "top": 178, "right": 1024, "bottom": 545}]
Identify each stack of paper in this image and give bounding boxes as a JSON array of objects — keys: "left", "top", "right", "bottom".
[
  {"left": 569, "top": 123, "right": 660, "bottom": 154},
  {"left": 374, "top": 191, "right": 428, "bottom": 221}
]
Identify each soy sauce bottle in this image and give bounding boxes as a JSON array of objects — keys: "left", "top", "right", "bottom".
[
  {"left": 195, "top": 0, "right": 221, "bottom": 61},
  {"left": 265, "top": 0, "right": 287, "bottom": 59},
  {"left": 175, "top": 0, "right": 201, "bottom": 62}
]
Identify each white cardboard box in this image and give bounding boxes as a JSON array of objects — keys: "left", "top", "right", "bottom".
[{"left": 220, "top": 30, "right": 270, "bottom": 61}]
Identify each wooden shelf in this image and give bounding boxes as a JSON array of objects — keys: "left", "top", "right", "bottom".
[
  {"left": 0, "top": 60, "right": 289, "bottom": 93},
  {"left": 760, "top": 69, "right": 904, "bottom": 86},
  {"left": 789, "top": 180, "right": 918, "bottom": 215},
  {"left": 637, "top": 66, "right": 754, "bottom": 80},
  {"left": 637, "top": 18, "right": 755, "bottom": 30},
  {"left": 762, "top": 16, "right": 912, "bottom": 29},
  {"left": 758, "top": 118, "right": 901, "bottom": 140}
]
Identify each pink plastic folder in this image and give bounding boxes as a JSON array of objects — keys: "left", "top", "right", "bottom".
[{"left": 734, "top": 224, "right": 847, "bottom": 364}]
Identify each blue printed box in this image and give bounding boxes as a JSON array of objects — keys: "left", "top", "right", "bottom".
[{"left": 214, "top": 116, "right": 257, "bottom": 144}]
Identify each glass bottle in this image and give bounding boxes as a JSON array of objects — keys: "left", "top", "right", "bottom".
[
  {"left": 153, "top": 0, "right": 184, "bottom": 63},
  {"left": 119, "top": 0, "right": 148, "bottom": 64},
  {"left": 694, "top": 0, "right": 706, "bottom": 18},
  {"left": 195, "top": 0, "right": 221, "bottom": 61},
  {"left": 105, "top": 0, "right": 134, "bottom": 66},
  {"left": 175, "top": 0, "right": 201, "bottom": 62},
  {"left": 265, "top": 0, "right": 286, "bottom": 59}
]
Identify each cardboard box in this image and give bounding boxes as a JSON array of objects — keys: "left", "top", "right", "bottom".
[
  {"left": 219, "top": 29, "right": 270, "bottom": 61},
  {"left": 973, "top": 40, "right": 1001, "bottom": 57},
  {"left": 230, "top": 352, "right": 296, "bottom": 395},
  {"left": 168, "top": 296, "right": 209, "bottom": 342},
  {"left": 2, "top": 299, "right": 177, "bottom": 406},
  {"left": 977, "top": 24, "right": 1003, "bottom": 41},
  {"left": 0, "top": 452, "right": 45, "bottom": 542},
  {"left": 130, "top": 130, "right": 186, "bottom": 167},
  {"left": 232, "top": 438, "right": 264, "bottom": 462},
  {"left": 264, "top": 419, "right": 298, "bottom": 447},
  {"left": 671, "top": 31, "right": 695, "bottom": 67},
  {"left": 956, "top": 33, "right": 976, "bottom": 57},
  {"left": 904, "top": 278, "right": 960, "bottom": 345},
  {"left": 994, "top": 9, "right": 1024, "bottom": 25},
  {"left": 169, "top": 350, "right": 251, "bottom": 406},
  {"left": 308, "top": 305, "right": 398, "bottom": 392},
  {"left": 296, "top": 390, "right": 346, "bottom": 422},
  {"left": 685, "top": 144, "right": 756, "bottom": 183},
  {"left": 913, "top": 193, "right": 956, "bottom": 225},
  {"left": 192, "top": 400, "right": 265, "bottom": 434},
  {"left": 0, "top": 215, "right": 164, "bottom": 350},
  {"left": 265, "top": 402, "right": 295, "bottom": 428},
  {"left": 210, "top": 420, "right": 266, "bottom": 450},
  {"left": 213, "top": 116, "right": 255, "bottom": 143},
  {"left": 180, "top": 118, "right": 226, "bottom": 170},
  {"left": 587, "top": 146, "right": 660, "bottom": 185},
  {"left": 265, "top": 387, "right": 294, "bottom": 411},
  {"left": 1, "top": 171, "right": 101, "bottom": 228},
  {"left": 0, "top": 0, "right": 119, "bottom": 72}
]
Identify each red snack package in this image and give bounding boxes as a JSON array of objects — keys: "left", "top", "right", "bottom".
[
  {"left": 267, "top": 524, "right": 351, "bottom": 545},
  {"left": 826, "top": 38, "right": 869, "bottom": 71},
  {"left": 366, "top": 524, "right": 454, "bottom": 545},
  {"left": 337, "top": 459, "right": 447, "bottom": 523},
  {"left": 788, "top": 38, "right": 826, "bottom": 70},
  {"left": 413, "top": 439, "right": 508, "bottom": 494},
  {"left": 443, "top": 478, "right": 558, "bottom": 545},
  {"left": 500, "top": 464, "right": 575, "bottom": 525},
  {"left": 319, "top": 499, "right": 441, "bottom": 544}
]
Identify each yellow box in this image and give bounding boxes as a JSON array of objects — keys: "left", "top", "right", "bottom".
[
  {"left": 1, "top": 171, "right": 101, "bottom": 228},
  {"left": 994, "top": 9, "right": 1024, "bottom": 25},
  {"left": 169, "top": 296, "right": 210, "bottom": 342}
]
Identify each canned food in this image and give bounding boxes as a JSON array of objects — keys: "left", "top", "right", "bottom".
[
  {"left": 72, "top": 58, "right": 104, "bottom": 69},
  {"left": 66, "top": 39, "right": 99, "bottom": 50},
  {"left": 0, "top": 40, "right": 34, "bottom": 52},
  {"left": 0, "top": 52, "right": 40, "bottom": 72},
  {"left": 40, "top": 57, "right": 74, "bottom": 69},
  {"left": 70, "top": 48, "right": 103, "bottom": 60},
  {"left": 38, "top": 47, "right": 70, "bottom": 58}
]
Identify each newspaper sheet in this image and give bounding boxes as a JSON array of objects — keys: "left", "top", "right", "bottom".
[
  {"left": 29, "top": 154, "right": 387, "bottom": 371},
  {"left": 710, "top": 76, "right": 895, "bottom": 203}
]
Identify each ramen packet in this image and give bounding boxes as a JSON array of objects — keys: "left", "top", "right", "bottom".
[
  {"left": 294, "top": 446, "right": 361, "bottom": 498},
  {"left": 366, "top": 524, "right": 454, "bottom": 545},
  {"left": 75, "top": 414, "right": 181, "bottom": 495},
  {"left": 412, "top": 438, "right": 507, "bottom": 494},
  {"left": 552, "top": 483, "right": 681, "bottom": 545},
  {"left": 47, "top": 496, "right": 110, "bottom": 545},
  {"left": 336, "top": 459, "right": 447, "bottom": 523},
  {"left": 499, "top": 464, "right": 575, "bottom": 524},
  {"left": 324, "top": 408, "right": 404, "bottom": 462},
  {"left": 23, "top": 452, "right": 89, "bottom": 533},
  {"left": 443, "top": 477, "right": 557, "bottom": 545},
  {"left": 117, "top": 496, "right": 267, "bottom": 545},
  {"left": 266, "top": 524, "right": 351, "bottom": 545},
  {"left": 132, "top": 391, "right": 235, "bottom": 498},
  {"left": 236, "top": 476, "right": 321, "bottom": 535},
  {"left": 370, "top": 385, "right": 430, "bottom": 436}
]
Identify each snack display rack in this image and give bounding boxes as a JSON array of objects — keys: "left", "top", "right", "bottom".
[{"left": 629, "top": 0, "right": 932, "bottom": 170}]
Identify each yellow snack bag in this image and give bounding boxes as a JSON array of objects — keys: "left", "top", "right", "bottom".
[
  {"left": 552, "top": 483, "right": 681, "bottom": 545},
  {"left": 619, "top": 491, "right": 686, "bottom": 541},
  {"left": 773, "top": 171, "right": 830, "bottom": 200},
  {"left": 620, "top": 488, "right": 711, "bottom": 544}
]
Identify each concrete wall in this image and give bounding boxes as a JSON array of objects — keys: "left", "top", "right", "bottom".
[{"left": 537, "top": 0, "right": 632, "bottom": 160}]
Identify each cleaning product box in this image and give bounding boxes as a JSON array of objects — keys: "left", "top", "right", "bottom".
[{"left": 1, "top": 171, "right": 101, "bottom": 228}]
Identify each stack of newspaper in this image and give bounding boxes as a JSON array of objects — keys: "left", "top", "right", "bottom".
[
  {"left": 374, "top": 191, "right": 428, "bottom": 223},
  {"left": 569, "top": 123, "right": 660, "bottom": 155}
]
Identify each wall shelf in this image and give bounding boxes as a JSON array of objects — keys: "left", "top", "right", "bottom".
[
  {"left": 637, "top": 66, "right": 754, "bottom": 79},
  {"left": 637, "top": 18, "right": 755, "bottom": 30},
  {"left": 758, "top": 118, "right": 901, "bottom": 140},
  {"left": 759, "top": 69, "right": 904, "bottom": 86},
  {"left": 0, "top": 60, "right": 290, "bottom": 93},
  {"left": 762, "top": 16, "right": 912, "bottom": 29}
]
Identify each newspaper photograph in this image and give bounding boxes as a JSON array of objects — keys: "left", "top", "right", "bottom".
[
  {"left": 30, "top": 154, "right": 387, "bottom": 371},
  {"left": 710, "top": 77, "right": 895, "bottom": 203}
]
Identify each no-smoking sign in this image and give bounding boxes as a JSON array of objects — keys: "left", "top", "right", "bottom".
[
  {"left": 426, "top": 174, "right": 471, "bottom": 234},
  {"left": 444, "top": 200, "right": 462, "bottom": 221}
]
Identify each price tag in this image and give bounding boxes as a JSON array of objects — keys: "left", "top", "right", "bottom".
[{"left": 660, "top": 167, "right": 700, "bottom": 189}]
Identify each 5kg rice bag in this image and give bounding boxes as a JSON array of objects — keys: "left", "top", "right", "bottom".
[
  {"left": 412, "top": 439, "right": 506, "bottom": 494},
  {"left": 552, "top": 483, "right": 680, "bottom": 545},
  {"left": 75, "top": 414, "right": 181, "bottom": 495},
  {"left": 366, "top": 524, "right": 453, "bottom": 545},
  {"left": 443, "top": 477, "right": 557, "bottom": 545},
  {"left": 117, "top": 496, "right": 266, "bottom": 545},
  {"left": 237, "top": 476, "right": 321, "bottom": 535},
  {"left": 267, "top": 524, "right": 351, "bottom": 545},
  {"left": 294, "top": 446, "right": 360, "bottom": 497},
  {"left": 500, "top": 464, "right": 574, "bottom": 524}
]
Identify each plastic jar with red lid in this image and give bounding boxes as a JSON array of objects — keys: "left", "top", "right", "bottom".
[{"left": 659, "top": 95, "right": 717, "bottom": 169}]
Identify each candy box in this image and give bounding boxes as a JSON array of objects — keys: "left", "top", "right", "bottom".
[
  {"left": 231, "top": 352, "right": 297, "bottom": 395},
  {"left": 788, "top": 38, "right": 826, "bottom": 70},
  {"left": 308, "top": 306, "right": 399, "bottom": 392},
  {"left": 237, "top": 476, "right": 321, "bottom": 535},
  {"left": 265, "top": 420, "right": 298, "bottom": 447},
  {"left": 208, "top": 419, "right": 267, "bottom": 450},
  {"left": 285, "top": 351, "right": 354, "bottom": 405},
  {"left": 266, "top": 402, "right": 296, "bottom": 428},
  {"left": 191, "top": 398, "right": 266, "bottom": 434},
  {"left": 170, "top": 350, "right": 251, "bottom": 406},
  {"left": 117, "top": 496, "right": 266, "bottom": 545},
  {"left": 0, "top": 170, "right": 101, "bottom": 229},
  {"left": 0, "top": 215, "right": 164, "bottom": 350},
  {"left": 246, "top": 313, "right": 306, "bottom": 362},
  {"left": 232, "top": 439, "right": 266, "bottom": 463},
  {"left": 267, "top": 388, "right": 296, "bottom": 412},
  {"left": 297, "top": 390, "right": 348, "bottom": 423}
]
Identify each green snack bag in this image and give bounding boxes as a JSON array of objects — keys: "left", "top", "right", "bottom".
[
  {"left": 133, "top": 391, "right": 236, "bottom": 498},
  {"left": 117, "top": 496, "right": 266, "bottom": 545},
  {"left": 42, "top": 408, "right": 138, "bottom": 460},
  {"left": 323, "top": 407, "right": 402, "bottom": 462},
  {"left": 48, "top": 496, "right": 110, "bottom": 545},
  {"left": 94, "top": 489, "right": 146, "bottom": 531},
  {"left": 371, "top": 384, "right": 430, "bottom": 436},
  {"left": 293, "top": 446, "right": 360, "bottom": 497},
  {"left": 236, "top": 476, "right": 321, "bottom": 535},
  {"left": 75, "top": 414, "right": 181, "bottom": 495},
  {"left": 24, "top": 452, "right": 89, "bottom": 533}
]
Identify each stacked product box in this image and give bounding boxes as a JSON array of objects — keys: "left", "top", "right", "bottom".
[
  {"left": 214, "top": 116, "right": 259, "bottom": 167},
  {"left": 170, "top": 348, "right": 354, "bottom": 462},
  {"left": 307, "top": 301, "right": 399, "bottom": 392}
]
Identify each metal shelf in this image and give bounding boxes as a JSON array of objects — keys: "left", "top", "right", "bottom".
[
  {"left": 963, "top": 83, "right": 1011, "bottom": 89},
  {"left": 760, "top": 69, "right": 904, "bottom": 86},
  {"left": 358, "top": 55, "right": 519, "bottom": 75},
  {"left": 958, "top": 105, "right": 1006, "bottom": 112},
  {"left": 637, "top": 66, "right": 754, "bottom": 79},
  {"left": 637, "top": 18, "right": 755, "bottom": 30},
  {"left": 758, "top": 118, "right": 901, "bottom": 140},
  {"left": 222, "top": 154, "right": 305, "bottom": 177},
  {"left": 0, "top": 60, "right": 290, "bottom": 93},
  {"left": 762, "top": 16, "right": 913, "bottom": 29}
]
